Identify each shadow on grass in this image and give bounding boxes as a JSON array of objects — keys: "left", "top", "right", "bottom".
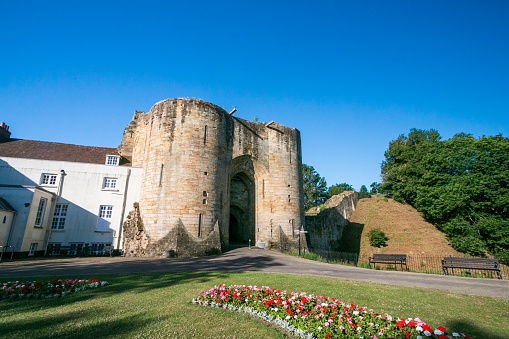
[
  {"left": 0, "top": 306, "right": 159, "bottom": 338},
  {"left": 0, "top": 271, "right": 228, "bottom": 338},
  {"left": 444, "top": 320, "right": 508, "bottom": 339}
]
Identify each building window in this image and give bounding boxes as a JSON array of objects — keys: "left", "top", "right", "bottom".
[
  {"left": 41, "top": 173, "right": 58, "bottom": 186},
  {"left": 103, "top": 178, "right": 118, "bottom": 190},
  {"left": 69, "top": 242, "right": 84, "bottom": 255},
  {"left": 34, "top": 197, "right": 48, "bottom": 226},
  {"left": 2, "top": 215, "right": 5, "bottom": 224},
  {"left": 28, "top": 243, "right": 38, "bottom": 256},
  {"left": 90, "top": 242, "right": 111, "bottom": 255},
  {"left": 97, "top": 205, "right": 113, "bottom": 231},
  {"left": 51, "top": 204, "right": 68, "bottom": 230},
  {"left": 47, "top": 242, "right": 62, "bottom": 255},
  {"left": 105, "top": 155, "right": 120, "bottom": 166}
]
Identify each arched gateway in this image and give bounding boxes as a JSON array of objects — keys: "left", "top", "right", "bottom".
[{"left": 119, "top": 98, "right": 305, "bottom": 257}]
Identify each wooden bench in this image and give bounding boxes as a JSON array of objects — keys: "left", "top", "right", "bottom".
[
  {"left": 442, "top": 257, "right": 502, "bottom": 279},
  {"left": 369, "top": 254, "right": 407, "bottom": 271}
]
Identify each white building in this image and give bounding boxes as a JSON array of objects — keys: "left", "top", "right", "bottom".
[{"left": 0, "top": 122, "right": 141, "bottom": 257}]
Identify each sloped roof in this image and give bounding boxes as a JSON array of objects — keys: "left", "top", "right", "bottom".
[
  {"left": 0, "top": 197, "right": 15, "bottom": 212},
  {"left": 0, "top": 139, "right": 129, "bottom": 165}
]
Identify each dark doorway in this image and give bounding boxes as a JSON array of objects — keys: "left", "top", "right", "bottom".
[{"left": 229, "top": 172, "right": 255, "bottom": 245}]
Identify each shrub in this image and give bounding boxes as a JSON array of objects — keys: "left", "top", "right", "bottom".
[{"left": 368, "top": 228, "right": 388, "bottom": 247}]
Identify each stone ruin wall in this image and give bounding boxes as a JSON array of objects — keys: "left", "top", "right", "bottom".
[
  {"left": 305, "top": 191, "right": 359, "bottom": 252},
  {"left": 118, "top": 98, "right": 304, "bottom": 257}
]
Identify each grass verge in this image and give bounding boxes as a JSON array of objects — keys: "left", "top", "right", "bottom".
[{"left": 0, "top": 272, "right": 508, "bottom": 338}]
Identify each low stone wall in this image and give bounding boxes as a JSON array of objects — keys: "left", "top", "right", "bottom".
[{"left": 305, "top": 191, "right": 358, "bottom": 252}]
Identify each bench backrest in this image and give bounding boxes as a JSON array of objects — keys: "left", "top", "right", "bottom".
[{"left": 443, "top": 257, "right": 499, "bottom": 266}]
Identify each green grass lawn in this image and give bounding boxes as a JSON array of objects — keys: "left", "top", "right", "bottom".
[{"left": 0, "top": 272, "right": 508, "bottom": 339}]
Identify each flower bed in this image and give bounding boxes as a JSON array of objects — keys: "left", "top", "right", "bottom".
[
  {"left": 192, "top": 284, "right": 471, "bottom": 339},
  {"left": 1, "top": 279, "right": 109, "bottom": 300}
]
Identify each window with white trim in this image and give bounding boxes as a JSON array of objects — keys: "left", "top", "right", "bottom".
[
  {"left": 41, "top": 173, "right": 58, "bottom": 186},
  {"left": 28, "top": 243, "right": 38, "bottom": 256},
  {"left": 47, "top": 242, "right": 61, "bottom": 255},
  {"left": 34, "top": 197, "right": 48, "bottom": 226},
  {"left": 51, "top": 204, "right": 68, "bottom": 230},
  {"left": 69, "top": 242, "right": 84, "bottom": 255},
  {"left": 90, "top": 242, "right": 111, "bottom": 255},
  {"left": 97, "top": 205, "right": 113, "bottom": 231},
  {"left": 105, "top": 155, "right": 120, "bottom": 166},
  {"left": 102, "top": 178, "right": 118, "bottom": 190}
]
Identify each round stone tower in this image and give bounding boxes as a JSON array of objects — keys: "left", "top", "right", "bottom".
[{"left": 119, "top": 98, "right": 305, "bottom": 257}]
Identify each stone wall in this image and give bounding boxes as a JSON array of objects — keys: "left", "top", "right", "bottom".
[
  {"left": 305, "top": 191, "right": 358, "bottom": 252},
  {"left": 119, "top": 98, "right": 304, "bottom": 257}
]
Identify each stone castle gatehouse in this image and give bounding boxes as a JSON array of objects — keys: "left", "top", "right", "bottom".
[{"left": 119, "top": 98, "right": 305, "bottom": 257}]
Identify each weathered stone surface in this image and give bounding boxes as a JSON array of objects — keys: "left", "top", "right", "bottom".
[
  {"left": 305, "top": 191, "right": 358, "bottom": 252},
  {"left": 119, "top": 98, "right": 304, "bottom": 257}
]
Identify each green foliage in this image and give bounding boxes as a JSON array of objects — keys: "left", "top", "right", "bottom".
[
  {"left": 367, "top": 228, "right": 388, "bottom": 247},
  {"left": 302, "top": 164, "right": 328, "bottom": 210},
  {"left": 381, "top": 130, "right": 509, "bottom": 262},
  {"left": 358, "top": 185, "right": 371, "bottom": 199},
  {"left": 327, "top": 182, "right": 353, "bottom": 198},
  {"left": 252, "top": 115, "right": 259, "bottom": 122},
  {"left": 370, "top": 182, "right": 381, "bottom": 194}
]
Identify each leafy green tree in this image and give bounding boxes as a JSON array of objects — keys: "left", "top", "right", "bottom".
[
  {"left": 369, "top": 182, "right": 381, "bottom": 194},
  {"left": 302, "top": 164, "right": 328, "bottom": 210},
  {"left": 327, "top": 182, "right": 353, "bottom": 198},
  {"left": 381, "top": 128, "right": 441, "bottom": 205},
  {"left": 358, "top": 185, "right": 370, "bottom": 199},
  {"left": 381, "top": 130, "right": 509, "bottom": 262}
]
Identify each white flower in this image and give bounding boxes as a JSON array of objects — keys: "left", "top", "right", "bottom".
[
  {"left": 417, "top": 336, "right": 422, "bottom": 339},
  {"left": 286, "top": 316, "right": 291, "bottom": 320},
  {"left": 353, "top": 311, "right": 359, "bottom": 315},
  {"left": 452, "top": 333, "right": 460, "bottom": 337},
  {"left": 434, "top": 329, "right": 444, "bottom": 335},
  {"left": 424, "top": 330, "right": 432, "bottom": 337},
  {"left": 317, "top": 326, "right": 322, "bottom": 331},
  {"left": 416, "top": 326, "right": 423, "bottom": 332}
]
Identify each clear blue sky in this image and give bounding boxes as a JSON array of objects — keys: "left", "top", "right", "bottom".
[{"left": 2, "top": 1, "right": 508, "bottom": 190}]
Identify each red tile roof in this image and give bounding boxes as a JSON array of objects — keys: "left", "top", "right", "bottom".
[{"left": 0, "top": 139, "right": 129, "bottom": 165}]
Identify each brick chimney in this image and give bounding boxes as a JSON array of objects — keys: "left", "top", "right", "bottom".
[{"left": 0, "top": 122, "right": 11, "bottom": 142}]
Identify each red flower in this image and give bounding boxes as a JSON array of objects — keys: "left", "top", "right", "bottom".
[
  {"left": 405, "top": 332, "right": 410, "bottom": 338},
  {"left": 437, "top": 326, "right": 446, "bottom": 332},
  {"left": 423, "top": 324, "right": 432, "bottom": 332},
  {"left": 287, "top": 309, "right": 292, "bottom": 315},
  {"left": 396, "top": 321, "right": 405, "bottom": 329},
  {"left": 438, "top": 336, "right": 447, "bottom": 339},
  {"left": 407, "top": 321, "right": 417, "bottom": 327},
  {"left": 326, "top": 334, "right": 331, "bottom": 338}
]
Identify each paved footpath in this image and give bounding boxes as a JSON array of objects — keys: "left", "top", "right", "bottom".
[{"left": 1, "top": 247, "right": 508, "bottom": 300}]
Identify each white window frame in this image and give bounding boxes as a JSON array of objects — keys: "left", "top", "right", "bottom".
[
  {"left": 90, "top": 242, "right": 111, "bottom": 255},
  {"left": 28, "top": 243, "right": 38, "bottom": 256},
  {"left": 34, "top": 197, "right": 48, "bottom": 226},
  {"left": 41, "top": 173, "right": 58, "bottom": 186},
  {"left": 47, "top": 242, "right": 62, "bottom": 256},
  {"left": 97, "top": 205, "right": 113, "bottom": 232},
  {"left": 51, "top": 204, "right": 68, "bottom": 230},
  {"left": 105, "top": 155, "right": 120, "bottom": 166},
  {"left": 69, "top": 242, "right": 84, "bottom": 255},
  {"left": 102, "top": 177, "right": 118, "bottom": 190}
]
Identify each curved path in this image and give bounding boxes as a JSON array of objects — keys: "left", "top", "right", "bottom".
[{"left": 1, "top": 247, "right": 508, "bottom": 299}]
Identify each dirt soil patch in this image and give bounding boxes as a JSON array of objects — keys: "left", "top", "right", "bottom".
[{"left": 343, "top": 195, "right": 462, "bottom": 257}]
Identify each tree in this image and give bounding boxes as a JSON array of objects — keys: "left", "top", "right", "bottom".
[
  {"left": 380, "top": 129, "right": 509, "bottom": 262},
  {"left": 302, "top": 164, "right": 328, "bottom": 210},
  {"left": 358, "top": 185, "right": 370, "bottom": 199},
  {"left": 370, "top": 182, "right": 381, "bottom": 194},
  {"left": 327, "top": 182, "right": 353, "bottom": 198}
]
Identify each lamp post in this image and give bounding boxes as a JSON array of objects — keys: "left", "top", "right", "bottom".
[{"left": 294, "top": 227, "right": 308, "bottom": 257}]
